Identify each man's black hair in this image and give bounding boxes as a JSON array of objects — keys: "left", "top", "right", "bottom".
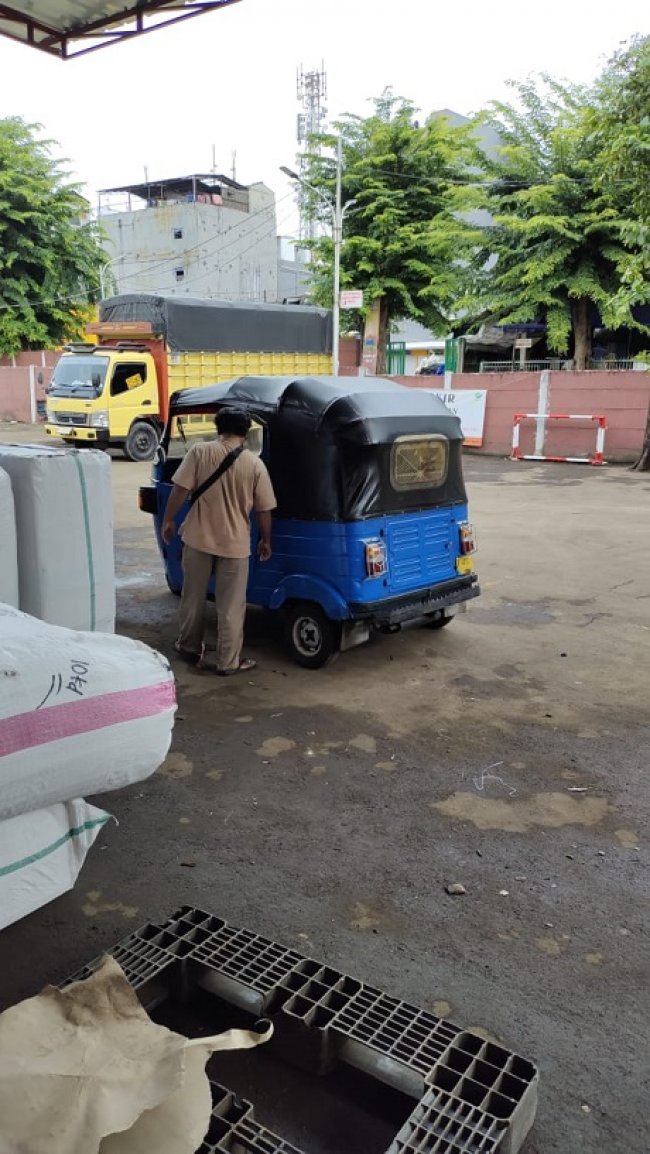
[{"left": 215, "top": 407, "right": 252, "bottom": 438}]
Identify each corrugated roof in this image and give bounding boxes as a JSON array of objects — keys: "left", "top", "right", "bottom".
[{"left": 0, "top": 0, "right": 240, "bottom": 59}]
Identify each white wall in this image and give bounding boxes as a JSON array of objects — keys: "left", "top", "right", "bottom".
[{"left": 101, "top": 185, "right": 278, "bottom": 302}]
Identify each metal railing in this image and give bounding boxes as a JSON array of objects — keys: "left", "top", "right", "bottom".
[
  {"left": 479, "top": 359, "right": 570, "bottom": 372},
  {"left": 479, "top": 358, "right": 640, "bottom": 373}
]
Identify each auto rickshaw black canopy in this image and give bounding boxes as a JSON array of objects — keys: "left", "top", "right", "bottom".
[
  {"left": 169, "top": 375, "right": 464, "bottom": 442},
  {"left": 168, "top": 375, "right": 468, "bottom": 521}
]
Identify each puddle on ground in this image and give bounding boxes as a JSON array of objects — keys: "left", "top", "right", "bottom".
[
  {"left": 430, "top": 790, "right": 610, "bottom": 832},
  {"left": 256, "top": 736, "right": 296, "bottom": 758},
  {"left": 82, "top": 891, "right": 138, "bottom": 919},
  {"left": 470, "top": 601, "right": 556, "bottom": 627},
  {"left": 614, "top": 828, "right": 640, "bottom": 848},
  {"left": 432, "top": 1000, "right": 452, "bottom": 1018},
  {"left": 159, "top": 751, "right": 193, "bottom": 778},
  {"left": 536, "top": 936, "right": 565, "bottom": 957},
  {"left": 349, "top": 734, "right": 378, "bottom": 754},
  {"left": 349, "top": 902, "right": 381, "bottom": 931}
]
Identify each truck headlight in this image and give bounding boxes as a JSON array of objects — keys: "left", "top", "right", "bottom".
[
  {"left": 45, "top": 407, "right": 56, "bottom": 423},
  {"left": 89, "top": 411, "right": 109, "bottom": 429}
]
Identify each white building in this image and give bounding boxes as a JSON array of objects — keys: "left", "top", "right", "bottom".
[{"left": 98, "top": 174, "right": 279, "bottom": 303}]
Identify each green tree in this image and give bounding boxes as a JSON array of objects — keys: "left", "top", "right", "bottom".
[
  {"left": 592, "top": 37, "right": 650, "bottom": 469},
  {"left": 301, "top": 92, "right": 479, "bottom": 373},
  {"left": 464, "top": 77, "right": 648, "bottom": 369},
  {"left": 0, "top": 118, "right": 103, "bottom": 355}
]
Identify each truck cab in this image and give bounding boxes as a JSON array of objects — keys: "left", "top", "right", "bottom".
[{"left": 45, "top": 341, "right": 162, "bottom": 461}]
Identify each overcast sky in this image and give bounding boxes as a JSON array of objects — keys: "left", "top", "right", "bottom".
[{"left": 0, "top": 0, "right": 646, "bottom": 235}]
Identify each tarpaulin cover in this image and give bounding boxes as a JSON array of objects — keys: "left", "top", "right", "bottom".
[
  {"left": 99, "top": 295, "right": 332, "bottom": 355},
  {"left": 166, "top": 375, "right": 467, "bottom": 520}
]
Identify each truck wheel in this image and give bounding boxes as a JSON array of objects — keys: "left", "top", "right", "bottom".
[
  {"left": 124, "top": 422, "right": 159, "bottom": 462},
  {"left": 283, "top": 602, "right": 342, "bottom": 669},
  {"left": 424, "top": 609, "right": 455, "bottom": 629}
]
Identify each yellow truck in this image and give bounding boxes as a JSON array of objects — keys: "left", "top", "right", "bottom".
[{"left": 45, "top": 294, "right": 333, "bottom": 460}]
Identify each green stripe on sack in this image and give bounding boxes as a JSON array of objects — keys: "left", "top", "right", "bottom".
[
  {"left": 0, "top": 817, "right": 110, "bottom": 878},
  {"left": 73, "top": 454, "right": 97, "bottom": 630}
]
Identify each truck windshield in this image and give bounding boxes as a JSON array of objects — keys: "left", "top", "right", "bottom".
[{"left": 48, "top": 356, "right": 109, "bottom": 398}]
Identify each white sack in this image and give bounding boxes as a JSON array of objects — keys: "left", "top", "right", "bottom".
[
  {"left": 0, "top": 799, "right": 109, "bottom": 931},
  {"left": 0, "top": 605, "right": 176, "bottom": 820},
  {"left": 0, "top": 443, "right": 115, "bottom": 633},
  {"left": 0, "top": 468, "right": 18, "bottom": 608}
]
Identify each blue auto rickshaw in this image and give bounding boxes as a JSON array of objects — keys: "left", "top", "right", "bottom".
[{"left": 139, "top": 375, "right": 479, "bottom": 667}]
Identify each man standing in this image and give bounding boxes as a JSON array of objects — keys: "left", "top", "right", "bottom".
[{"left": 162, "top": 407, "right": 276, "bottom": 675}]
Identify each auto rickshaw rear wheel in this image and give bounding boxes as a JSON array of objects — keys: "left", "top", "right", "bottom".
[{"left": 283, "top": 602, "right": 342, "bottom": 669}]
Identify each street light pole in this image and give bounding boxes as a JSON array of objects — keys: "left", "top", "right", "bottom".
[
  {"left": 331, "top": 136, "right": 343, "bottom": 377},
  {"left": 99, "top": 255, "right": 123, "bottom": 299},
  {"left": 281, "top": 138, "right": 355, "bottom": 378}
]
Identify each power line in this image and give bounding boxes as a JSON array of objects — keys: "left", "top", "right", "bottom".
[
  {"left": 0, "top": 193, "right": 296, "bottom": 316},
  {"left": 147, "top": 207, "right": 299, "bottom": 299}
]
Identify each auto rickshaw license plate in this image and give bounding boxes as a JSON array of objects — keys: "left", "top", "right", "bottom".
[{"left": 456, "top": 556, "right": 474, "bottom": 574}]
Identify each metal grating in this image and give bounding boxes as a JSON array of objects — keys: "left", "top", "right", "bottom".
[{"left": 59, "top": 906, "right": 538, "bottom": 1153}]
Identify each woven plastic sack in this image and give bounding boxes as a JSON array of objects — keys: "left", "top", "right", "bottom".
[
  {"left": 0, "top": 605, "right": 176, "bottom": 820},
  {"left": 0, "top": 444, "right": 115, "bottom": 632}
]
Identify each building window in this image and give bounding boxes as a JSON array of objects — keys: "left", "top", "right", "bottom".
[
  {"left": 174, "top": 267, "right": 185, "bottom": 281},
  {"left": 173, "top": 228, "right": 183, "bottom": 240}
]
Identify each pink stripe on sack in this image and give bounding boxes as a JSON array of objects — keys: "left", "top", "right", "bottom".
[{"left": 0, "top": 680, "right": 176, "bottom": 759}]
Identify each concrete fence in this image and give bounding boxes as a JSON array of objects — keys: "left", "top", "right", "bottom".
[
  {"left": 0, "top": 352, "right": 58, "bottom": 423},
  {"left": 2, "top": 353, "right": 648, "bottom": 461},
  {"left": 397, "top": 370, "right": 650, "bottom": 462}
]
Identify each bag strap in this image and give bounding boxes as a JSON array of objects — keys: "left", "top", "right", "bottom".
[{"left": 189, "top": 445, "right": 244, "bottom": 507}]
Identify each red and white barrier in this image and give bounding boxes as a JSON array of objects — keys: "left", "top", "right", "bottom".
[{"left": 511, "top": 413, "right": 606, "bottom": 465}]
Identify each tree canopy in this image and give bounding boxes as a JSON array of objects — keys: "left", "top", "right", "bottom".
[
  {"left": 0, "top": 118, "right": 104, "bottom": 356},
  {"left": 463, "top": 75, "right": 648, "bottom": 368},
  {"left": 301, "top": 92, "right": 478, "bottom": 371}
]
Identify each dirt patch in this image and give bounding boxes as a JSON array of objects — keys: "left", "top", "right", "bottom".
[{"left": 430, "top": 790, "right": 610, "bottom": 833}]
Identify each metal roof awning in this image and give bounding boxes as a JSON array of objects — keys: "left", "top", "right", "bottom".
[
  {"left": 100, "top": 173, "right": 247, "bottom": 198},
  {"left": 0, "top": 0, "right": 240, "bottom": 58}
]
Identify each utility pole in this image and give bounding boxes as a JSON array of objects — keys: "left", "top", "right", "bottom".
[{"left": 332, "top": 136, "right": 343, "bottom": 378}]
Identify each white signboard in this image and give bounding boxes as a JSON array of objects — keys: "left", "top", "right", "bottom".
[
  {"left": 427, "top": 388, "right": 487, "bottom": 447},
  {"left": 340, "top": 289, "right": 364, "bottom": 308}
]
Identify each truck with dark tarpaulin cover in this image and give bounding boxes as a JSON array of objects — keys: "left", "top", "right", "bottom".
[{"left": 44, "top": 295, "right": 332, "bottom": 460}]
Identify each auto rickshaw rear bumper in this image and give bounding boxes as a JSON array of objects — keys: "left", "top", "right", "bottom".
[{"left": 349, "top": 574, "right": 480, "bottom": 627}]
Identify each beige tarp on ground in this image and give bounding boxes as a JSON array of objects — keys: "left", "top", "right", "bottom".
[{"left": 0, "top": 955, "right": 272, "bottom": 1154}]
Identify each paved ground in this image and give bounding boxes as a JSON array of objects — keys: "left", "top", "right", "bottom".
[{"left": 1, "top": 430, "right": 649, "bottom": 1153}]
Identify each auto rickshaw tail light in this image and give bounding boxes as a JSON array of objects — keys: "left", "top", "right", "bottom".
[
  {"left": 459, "top": 522, "right": 477, "bottom": 554},
  {"left": 365, "top": 540, "right": 388, "bottom": 577}
]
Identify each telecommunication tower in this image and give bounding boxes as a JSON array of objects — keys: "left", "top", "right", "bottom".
[{"left": 296, "top": 63, "right": 328, "bottom": 243}]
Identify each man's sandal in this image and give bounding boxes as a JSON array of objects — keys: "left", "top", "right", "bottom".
[
  {"left": 216, "top": 658, "right": 257, "bottom": 677},
  {"left": 173, "top": 642, "right": 205, "bottom": 669}
]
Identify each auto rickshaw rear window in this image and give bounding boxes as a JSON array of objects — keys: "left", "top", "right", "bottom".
[{"left": 390, "top": 435, "right": 448, "bottom": 491}]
